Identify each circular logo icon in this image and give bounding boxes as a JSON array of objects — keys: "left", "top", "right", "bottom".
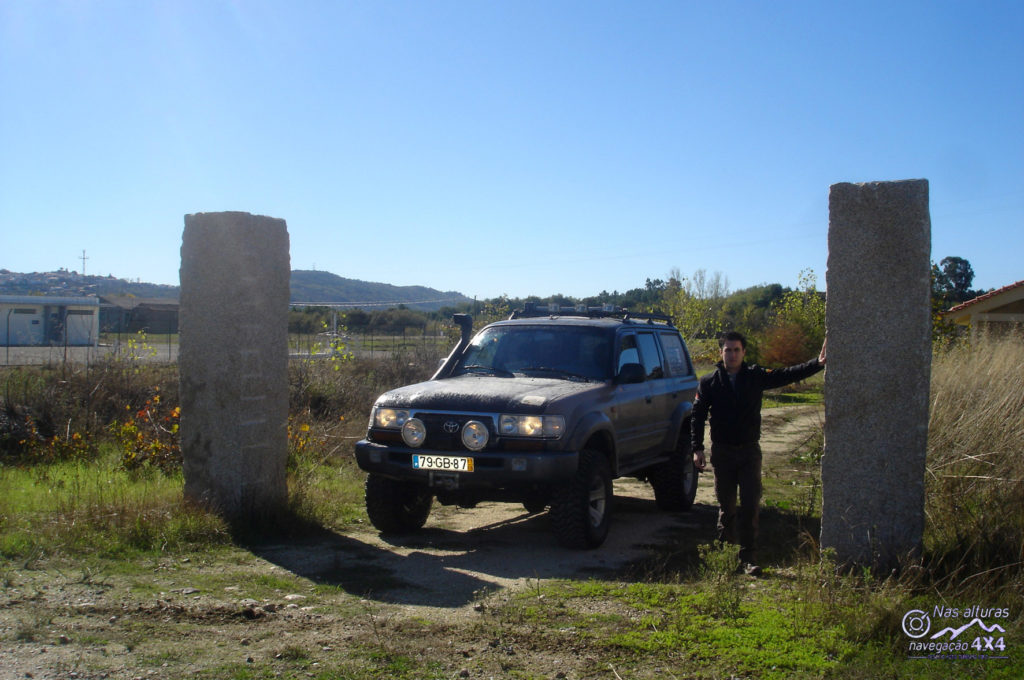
[
  {"left": 443, "top": 421, "right": 460, "bottom": 434},
  {"left": 902, "top": 609, "right": 931, "bottom": 638}
]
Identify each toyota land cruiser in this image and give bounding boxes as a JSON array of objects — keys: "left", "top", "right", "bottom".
[{"left": 355, "top": 303, "right": 699, "bottom": 548}]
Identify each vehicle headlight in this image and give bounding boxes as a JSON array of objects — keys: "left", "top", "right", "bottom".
[
  {"left": 401, "top": 418, "right": 427, "bottom": 447},
  {"left": 499, "top": 414, "right": 565, "bottom": 438},
  {"left": 374, "top": 408, "right": 410, "bottom": 429},
  {"left": 461, "top": 420, "right": 489, "bottom": 451}
]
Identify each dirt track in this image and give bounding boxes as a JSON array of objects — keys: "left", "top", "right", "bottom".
[{"left": 256, "top": 404, "right": 824, "bottom": 621}]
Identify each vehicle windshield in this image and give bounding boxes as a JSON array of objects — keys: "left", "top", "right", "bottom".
[{"left": 455, "top": 325, "right": 612, "bottom": 381}]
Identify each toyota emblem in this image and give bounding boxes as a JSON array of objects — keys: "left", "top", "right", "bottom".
[{"left": 443, "top": 420, "right": 460, "bottom": 434}]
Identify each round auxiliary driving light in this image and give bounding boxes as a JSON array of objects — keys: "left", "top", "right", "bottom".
[
  {"left": 461, "top": 420, "right": 489, "bottom": 451},
  {"left": 401, "top": 418, "right": 427, "bottom": 447}
]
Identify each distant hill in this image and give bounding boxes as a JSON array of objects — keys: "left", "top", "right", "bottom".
[
  {"left": 0, "top": 269, "right": 178, "bottom": 299},
  {"left": 289, "top": 270, "right": 472, "bottom": 310},
  {"left": 0, "top": 268, "right": 472, "bottom": 312}
]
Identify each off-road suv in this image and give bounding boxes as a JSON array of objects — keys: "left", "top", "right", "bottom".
[{"left": 354, "top": 303, "right": 699, "bottom": 548}]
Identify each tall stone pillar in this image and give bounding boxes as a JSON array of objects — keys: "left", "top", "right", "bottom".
[
  {"left": 822, "top": 180, "right": 931, "bottom": 569},
  {"left": 179, "top": 212, "right": 290, "bottom": 520}
]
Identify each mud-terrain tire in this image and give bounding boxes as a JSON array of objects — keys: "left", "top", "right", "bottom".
[
  {"left": 365, "top": 474, "right": 433, "bottom": 533},
  {"left": 550, "top": 450, "right": 613, "bottom": 549},
  {"left": 648, "top": 436, "right": 698, "bottom": 512}
]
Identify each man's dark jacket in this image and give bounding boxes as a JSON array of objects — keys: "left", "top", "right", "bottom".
[{"left": 690, "top": 358, "right": 823, "bottom": 451}]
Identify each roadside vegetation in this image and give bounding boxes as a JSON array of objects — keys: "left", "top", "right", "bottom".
[{"left": 1, "top": 321, "right": 1021, "bottom": 677}]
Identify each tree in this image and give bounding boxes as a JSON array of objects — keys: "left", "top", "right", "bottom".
[
  {"left": 930, "top": 256, "right": 978, "bottom": 347},
  {"left": 661, "top": 268, "right": 730, "bottom": 341},
  {"left": 933, "top": 256, "right": 977, "bottom": 305},
  {"left": 718, "top": 283, "right": 785, "bottom": 335},
  {"left": 343, "top": 309, "right": 371, "bottom": 328},
  {"left": 759, "top": 269, "right": 824, "bottom": 367}
]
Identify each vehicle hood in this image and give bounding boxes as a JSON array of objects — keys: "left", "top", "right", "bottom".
[{"left": 373, "top": 375, "right": 605, "bottom": 414}]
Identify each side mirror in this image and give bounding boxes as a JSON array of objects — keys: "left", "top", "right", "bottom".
[{"left": 616, "top": 362, "right": 645, "bottom": 384}]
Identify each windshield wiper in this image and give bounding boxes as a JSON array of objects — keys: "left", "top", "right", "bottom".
[
  {"left": 517, "top": 366, "right": 594, "bottom": 382},
  {"left": 460, "top": 364, "right": 514, "bottom": 377}
]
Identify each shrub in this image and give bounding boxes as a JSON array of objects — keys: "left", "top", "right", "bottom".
[
  {"left": 759, "top": 321, "right": 817, "bottom": 368},
  {"left": 758, "top": 269, "right": 824, "bottom": 367},
  {"left": 109, "top": 387, "right": 181, "bottom": 471},
  {"left": 1, "top": 350, "right": 178, "bottom": 463}
]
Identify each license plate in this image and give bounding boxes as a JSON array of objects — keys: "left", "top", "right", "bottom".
[{"left": 413, "top": 454, "right": 474, "bottom": 472}]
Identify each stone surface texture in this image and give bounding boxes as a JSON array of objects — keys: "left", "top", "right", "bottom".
[
  {"left": 822, "top": 180, "right": 931, "bottom": 569},
  {"left": 179, "top": 212, "right": 290, "bottom": 519}
]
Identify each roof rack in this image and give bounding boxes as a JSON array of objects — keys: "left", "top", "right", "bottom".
[{"left": 509, "top": 302, "right": 674, "bottom": 324}]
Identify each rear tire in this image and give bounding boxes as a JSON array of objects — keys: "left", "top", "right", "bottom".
[
  {"left": 364, "top": 474, "right": 433, "bottom": 533},
  {"left": 550, "top": 450, "right": 613, "bottom": 549},
  {"left": 649, "top": 437, "right": 698, "bottom": 512}
]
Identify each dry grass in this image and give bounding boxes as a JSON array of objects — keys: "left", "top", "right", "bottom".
[
  {"left": 289, "top": 345, "right": 444, "bottom": 419},
  {"left": 924, "top": 334, "right": 1024, "bottom": 600}
]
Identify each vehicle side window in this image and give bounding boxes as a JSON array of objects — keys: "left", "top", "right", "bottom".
[
  {"left": 617, "top": 334, "right": 639, "bottom": 372},
  {"left": 659, "top": 331, "right": 693, "bottom": 376},
  {"left": 636, "top": 332, "right": 664, "bottom": 380}
]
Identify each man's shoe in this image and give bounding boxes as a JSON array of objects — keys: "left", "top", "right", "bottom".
[{"left": 742, "top": 562, "right": 762, "bottom": 576}]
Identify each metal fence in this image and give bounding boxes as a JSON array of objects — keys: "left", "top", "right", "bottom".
[
  {"left": 2, "top": 326, "right": 455, "bottom": 366},
  {"left": 1, "top": 336, "right": 178, "bottom": 366},
  {"left": 289, "top": 325, "right": 453, "bottom": 359}
]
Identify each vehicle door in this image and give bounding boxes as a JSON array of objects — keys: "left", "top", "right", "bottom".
[
  {"left": 611, "top": 333, "right": 649, "bottom": 460},
  {"left": 611, "top": 331, "right": 661, "bottom": 465},
  {"left": 634, "top": 330, "right": 675, "bottom": 456},
  {"left": 657, "top": 329, "right": 699, "bottom": 440}
]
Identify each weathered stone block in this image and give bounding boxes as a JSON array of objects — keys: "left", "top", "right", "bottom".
[
  {"left": 822, "top": 180, "right": 931, "bottom": 569},
  {"left": 179, "top": 212, "right": 290, "bottom": 520}
]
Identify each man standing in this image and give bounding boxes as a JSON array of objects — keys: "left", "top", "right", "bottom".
[{"left": 691, "top": 331, "right": 826, "bottom": 575}]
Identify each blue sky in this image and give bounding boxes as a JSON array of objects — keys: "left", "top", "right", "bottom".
[{"left": 1, "top": 1, "right": 1021, "bottom": 301}]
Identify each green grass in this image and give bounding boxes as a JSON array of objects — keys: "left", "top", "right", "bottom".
[
  {"left": 763, "top": 388, "right": 823, "bottom": 408},
  {"left": 286, "top": 445, "right": 367, "bottom": 529},
  {"left": 764, "top": 371, "right": 825, "bottom": 408},
  {"left": 473, "top": 558, "right": 1022, "bottom": 679},
  {"left": 0, "top": 447, "right": 230, "bottom": 559}
]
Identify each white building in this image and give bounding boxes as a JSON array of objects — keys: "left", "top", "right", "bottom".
[{"left": 0, "top": 296, "right": 101, "bottom": 346}]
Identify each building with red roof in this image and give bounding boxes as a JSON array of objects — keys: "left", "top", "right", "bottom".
[{"left": 943, "top": 279, "right": 1024, "bottom": 337}]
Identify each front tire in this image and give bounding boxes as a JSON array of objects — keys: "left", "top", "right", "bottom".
[
  {"left": 364, "top": 474, "right": 433, "bottom": 533},
  {"left": 648, "top": 437, "right": 698, "bottom": 511},
  {"left": 550, "top": 450, "right": 613, "bottom": 549},
  {"left": 522, "top": 492, "right": 548, "bottom": 514},
  {"left": 523, "top": 501, "right": 547, "bottom": 514}
]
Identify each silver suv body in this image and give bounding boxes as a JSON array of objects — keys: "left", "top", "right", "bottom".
[{"left": 355, "top": 306, "right": 699, "bottom": 548}]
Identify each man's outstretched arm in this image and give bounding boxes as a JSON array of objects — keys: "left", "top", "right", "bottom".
[{"left": 763, "top": 339, "right": 826, "bottom": 390}]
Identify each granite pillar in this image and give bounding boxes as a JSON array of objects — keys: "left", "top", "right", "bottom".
[
  {"left": 822, "top": 180, "right": 931, "bottom": 569},
  {"left": 179, "top": 211, "right": 290, "bottom": 520}
]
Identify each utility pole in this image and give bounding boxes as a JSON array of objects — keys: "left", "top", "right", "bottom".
[{"left": 80, "top": 249, "right": 89, "bottom": 276}]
